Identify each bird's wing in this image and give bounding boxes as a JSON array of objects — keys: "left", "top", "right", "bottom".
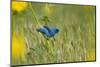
[
  {"left": 43, "top": 26, "right": 59, "bottom": 37},
  {"left": 36, "top": 28, "right": 50, "bottom": 36},
  {"left": 43, "top": 26, "right": 54, "bottom": 36}
]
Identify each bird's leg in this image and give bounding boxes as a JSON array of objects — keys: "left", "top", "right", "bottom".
[
  {"left": 53, "top": 37, "right": 56, "bottom": 41},
  {"left": 45, "top": 36, "right": 50, "bottom": 40},
  {"left": 42, "top": 33, "right": 49, "bottom": 40}
]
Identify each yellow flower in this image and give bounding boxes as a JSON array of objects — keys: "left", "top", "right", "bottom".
[
  {"left": 12, "top": 33, "right": 27, "bottom": 64},
  {"left": 12, "top": 1, "right": 28, "bottom": 13}
]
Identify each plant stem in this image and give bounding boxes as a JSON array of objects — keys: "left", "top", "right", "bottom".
[{"left": 29, "top": 3, "right": 41, "bottom": 27}]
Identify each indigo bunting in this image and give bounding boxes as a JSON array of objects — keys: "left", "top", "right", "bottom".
[{"left": 36, "top": 26, "right": 59, "bottom": 39}]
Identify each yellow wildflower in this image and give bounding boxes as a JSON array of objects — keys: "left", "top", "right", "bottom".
[
  {"left": 12, "top": 33, "right": 27, "bottom": 64},
  {"left": 12, "top": 1, "right": 28, "bottom": 13}
]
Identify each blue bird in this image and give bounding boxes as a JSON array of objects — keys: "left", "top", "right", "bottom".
[{"left": 36, "top": 26, "right": 59, "bottom": 39}]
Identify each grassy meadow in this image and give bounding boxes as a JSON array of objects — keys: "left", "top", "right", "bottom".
[{"left": 12, "top": 1, "right": 96, "bottom": 65}]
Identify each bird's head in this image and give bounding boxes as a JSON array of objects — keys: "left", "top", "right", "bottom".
[{"left": 55, "top": 28, "right": 59, "bottom": 33}]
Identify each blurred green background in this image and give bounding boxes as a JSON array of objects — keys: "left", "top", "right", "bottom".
[{"left": 12, "top": 2, "right": 96, "bottom": 65}]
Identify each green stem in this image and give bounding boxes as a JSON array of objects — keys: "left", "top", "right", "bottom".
[
  {"left": 29, "top": 3, "right": 41, "bottom": 27},
  {"left": 46, "top": 40, "right": 54, "bottom": 56}
]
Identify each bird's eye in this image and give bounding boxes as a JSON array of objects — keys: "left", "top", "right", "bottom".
[{"left": 55, "top": 29, "right": 59, "bottom": 33}]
